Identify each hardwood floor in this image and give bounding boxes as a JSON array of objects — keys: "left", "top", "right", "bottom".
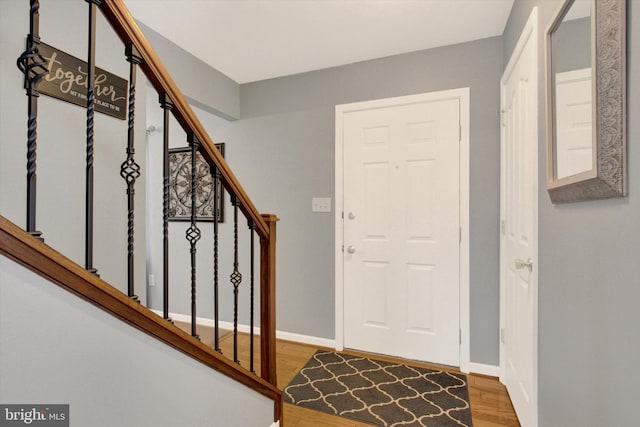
[
  {"left": 214, "top": 330, "right": 520, "bottom": 426},
  {"left": 174, "top": 320, "right": 232, "bottom": 348}
]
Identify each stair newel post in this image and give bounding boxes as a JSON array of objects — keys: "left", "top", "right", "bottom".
[
  {"left": 186, "top": 133, "right": 201, "bottom": 340},
  {"left": 211, "top": 162, "right": 221, "bottom": 353},
  {"left": 121, "top": 44, "right": 142, "bottom": 302},
  {"left": 248, "top": 217, "right": 256, "bottom": 374},
  {"left": 16, "top": 0, "right": 48, "bottom": 241},
  {"left": 159, "top": 93, "right": 173, "bottom": 322},
  {"left": 230, "top": 194, "right": 243, "bottom": 364},
  {"left": 84, "top": 0, "right": 102, "bottom": 276},
  {"left": 260, "top": 214, "right": 278, "bottom": 386}
]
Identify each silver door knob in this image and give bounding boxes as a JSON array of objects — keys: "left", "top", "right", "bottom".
[
  {"left": 515, "top": 258, "right": 533, "bottom": 272},
  {"left": 348, "top": 212, "right": 356, "bottom": 220},
  {"left": 346, "top": 246, "right": 356, "bottom": 254}
]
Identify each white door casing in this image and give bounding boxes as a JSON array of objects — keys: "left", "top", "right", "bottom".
[
  {"left": 500, "top": 7, "right": 539, "bottom": 427},
  {"left": 335, "top": 89, "right": 470, "bottom": 370}
]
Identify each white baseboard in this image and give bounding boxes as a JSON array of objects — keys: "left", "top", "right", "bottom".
[
  {"left": 152, "top": 310, "right": 499, "bottom": 377},
  {"left": 153, "top": 310, "right": 336, "bottom": 349},
  {"left": 269, "top": 421, "right": 280, "bottom": 427},
  {"left": 275, "top": 330, "right": 335, "bottom": 349},
  {"left": 150, "top": 310, "right": 211, "bottom": 327},
  {"left": 152, "top": 310, "right": 497, "bottom": 379},
  {"left": 468, "top": 362, "right": 501, "bottom": 377},
  {"left": 149, "top": 310, "right": 244, "bottom": 333}
]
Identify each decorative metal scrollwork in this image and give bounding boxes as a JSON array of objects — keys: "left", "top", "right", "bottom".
[
  {"left": 230, "top": 269, "right": 243, "bottom": 288},
  {"left": 17, "top": 44, "right": 48, "bottom": 93},
  {"left": 17, "top": 1, "right": 48, "bottom": 240},
  {"left": 231, "top": 194, "right": 242, "bottom": 363},
  {"left": 120, "top": 157, "right": 141, "bottom": 185},
  {"left": 185, "top": 223, "right": 202, "bottom": 245},
  {"left": 187, "top": 134, "right": 201, "bottom": 340}
]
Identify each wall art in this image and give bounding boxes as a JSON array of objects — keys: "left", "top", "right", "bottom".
[{"left": 168, "top": 143, "right": 225, "bottom": 222}]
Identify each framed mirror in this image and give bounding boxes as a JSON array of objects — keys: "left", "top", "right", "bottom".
[{"left": 545, "top": 0, "right": 626, "bottom": 203}]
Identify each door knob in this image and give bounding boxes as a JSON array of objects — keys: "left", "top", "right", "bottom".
[
  {"left": 515, "top": 258, "right": 533, "bottom": 272},
  {"left": 346, "top": 246, "right": 356, "bottom": 254},
  {"left": 348, "top": 212, "right": 356, "bottom": 220}
]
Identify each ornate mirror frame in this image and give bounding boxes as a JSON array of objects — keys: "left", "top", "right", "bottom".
[{"left": 545, "top": 0, "right": 626, "bottom": 203}]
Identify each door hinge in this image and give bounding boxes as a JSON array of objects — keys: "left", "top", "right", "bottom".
[
  {"left": 499, "top": 109, "right": 506, "bottom": 127},
  {"left": 341, "top": 244, "right": 344, "bottom": 253},
  {"left": 501, "top": 219, "right": 506, "bottom": 235},
  {"left": 459, "top": 226, "right": 462, "bottom": 244},
  {"left": 341, "top": 211, "right": 344, "bottom": 219},
  {"left": 459, "top": 329, "right": 462, "bottom": 344},
  {"left": 459, "top": 124, "right": 462, "bottom": 142},
  {"left": 500, "top": 327, "right": 506, "bottom": 344}
]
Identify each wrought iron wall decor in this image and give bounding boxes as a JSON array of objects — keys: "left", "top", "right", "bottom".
[{"left": 168, "top": 143, "right": 225, "bottom": 222}]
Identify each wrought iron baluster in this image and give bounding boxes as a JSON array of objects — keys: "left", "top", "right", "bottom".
[
  {"left": 230, "top": 194, "right": 243, "bottom": 364},
  {"left": 186, "top": 133, "right": 201, "bottom": 340},
  {"left": 16, "top": 0, "right": 48, "bottom": 241},
  {"left": 121, "top": 44, "right": 141, "bottom": 302},
  {"left": 159, "top": 93, "right": 173, "bottom": 322},
  {"left": 249, "top": 218, "right": 256, "bottom": 374},
  {"left": 84, "top": 0, "right": 102, "bottom": 276},
  {"left": 211, "top": 163, "right": 221, "bottom": 353}
]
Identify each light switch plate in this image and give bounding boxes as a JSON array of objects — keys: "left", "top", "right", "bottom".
[{"left": 312, "top": 197, "right": 331, "bottom": 213}]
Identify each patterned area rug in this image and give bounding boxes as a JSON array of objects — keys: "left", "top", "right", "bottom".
[{"left": 284, "top": 350, "right": 473, "bottom": 427}]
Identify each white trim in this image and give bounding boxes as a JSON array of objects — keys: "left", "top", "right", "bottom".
[
  {"left": 468, "top": 362, "right": 501, "bottom": 378},
  {"left": 500, "top": 6, "right": 539, "bottom": 427},
  {"left": 154, "top": 310, "right": 488, "bottom": 377},
  {"left": 334, "top": 105, "right": 345, "bottom": 352},
  {"left": 458, "top": 89, "right": 471, "bottom": 374},
  {"left": 150, "top": 310, "right": 208, "bottom": 325},
  {"left": 151, "top": 310, "right": 250, "bottom": 334},
  {"left": 276, "top": 330, "right": 336, "bottom": 349},
  {"left": 269, "top": 422, "right": 280, "bottom": 427},
  {"left": 153, "top": 310, "right": 336, "bottom": 349},
  {"left": 335, "top": 88, "right": 471, "bottom": 370}
]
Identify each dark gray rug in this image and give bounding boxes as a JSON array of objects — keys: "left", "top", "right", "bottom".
[{"left": 284, "top": 350, "right": 473, "bottom": 427}]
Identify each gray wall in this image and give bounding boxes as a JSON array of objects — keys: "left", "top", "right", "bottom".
[
  {"left": 0, "top": 0, "right": 147, "bottom": 303},
  {"left": 140, "top": 30, "right": 504, "bottom": 366},
  {"left": 234, "top": 37, "right": 504, "bottom": 365},
  {"left": 138, "top": 22, "right": 240, "bottom": 120},
  {"left": 0, "top": 257, "right": 274, "bottom": 427},
  {"left": 504, "top": 1, "right": 640, "bottom": 425},
  {"left": 553, "top": 16, "right": 591, "bottom": 73}
]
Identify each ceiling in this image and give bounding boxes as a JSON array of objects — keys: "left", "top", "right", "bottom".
[{"left": 123, "top": 0, "right": 515, "bottom": 84}]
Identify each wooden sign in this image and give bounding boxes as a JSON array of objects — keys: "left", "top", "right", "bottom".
[{"left": 37, "top": 42, "right": 128, "bottom": 120}]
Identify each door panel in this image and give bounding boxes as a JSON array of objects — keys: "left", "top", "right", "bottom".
[
  {"left": 343, "top": 97, "right": 461, "bottom": 366},
  {"left": 501, "top": 9, "right": 538, "bottom": 427}
]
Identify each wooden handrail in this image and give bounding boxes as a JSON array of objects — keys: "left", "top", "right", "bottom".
[
  {"left": 0, "top": 215, "right": 282, "bottom": 421},
  {"left": 98, "top": 0, "right": 270, "bottom": 240}
]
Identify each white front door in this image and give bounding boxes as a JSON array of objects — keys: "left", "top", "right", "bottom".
[
  {"left": 339, "top": 91, "right": 465, "bottom": 367},
  {"left": 500, "top": 7, "right": 538, "bottom": 427}
]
